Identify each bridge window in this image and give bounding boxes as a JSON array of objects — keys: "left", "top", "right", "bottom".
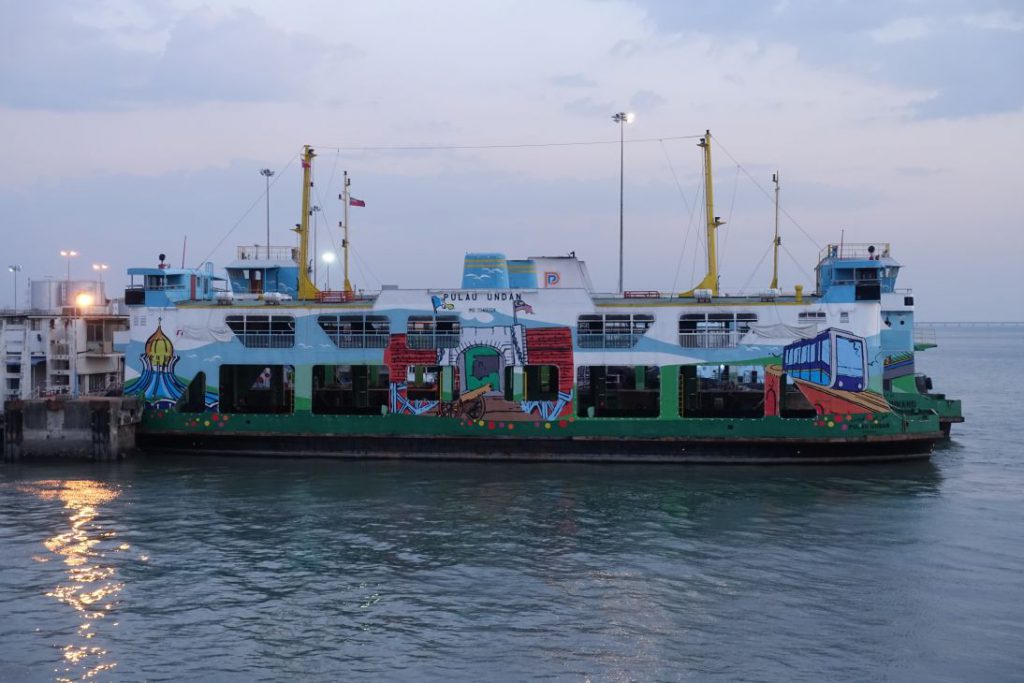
[
  {"left": 225, "top": 315, "right": 295, "bottom": 348},
  {"left": 318, "top": 314, "right": 390, "bottom": 348},
  {"left": 678, "top": 313, "right": 757, "bottom": 348},
  {"left": 219, "top": 365, "right": 294, "bottom": 414},
  {"left": 577, "top": 313, "right": 654, "bottom": 348},
  {"left": 312, "top": 365, "right": 390, "bottom": 414},
  {"left": 576, "top": 365, "right": 660, "bottom": 418},
  {"left": 407, "top": 316, "right": 460, "bottom": 349},
  {"left": 798, "top": 311, "right": 826, "bottom": 321}
]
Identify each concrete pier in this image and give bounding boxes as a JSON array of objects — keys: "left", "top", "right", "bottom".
[{"left": 2, "top": 397, "right": 142, "bottom": 461}]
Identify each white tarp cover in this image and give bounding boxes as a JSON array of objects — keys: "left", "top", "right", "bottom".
[{"left": 740, "top": 323, "right": 819, "bottom": 346}]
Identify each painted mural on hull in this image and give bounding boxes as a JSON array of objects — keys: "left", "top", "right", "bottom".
[{"left": 120, "top": 285, "right": 897, "bottom": 439}]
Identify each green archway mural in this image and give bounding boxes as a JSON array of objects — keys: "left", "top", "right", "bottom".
[{"left": 463, "top": 346, "right": 501, "bottom": 393}]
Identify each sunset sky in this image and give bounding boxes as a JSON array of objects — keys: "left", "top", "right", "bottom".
[{"left": 2, "top": 0, "right": 1022, "bottom": 320}]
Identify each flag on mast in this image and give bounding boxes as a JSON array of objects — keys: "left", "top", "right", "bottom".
[{"left": 349, "top": 197, "right": 366, "bottom": 207}]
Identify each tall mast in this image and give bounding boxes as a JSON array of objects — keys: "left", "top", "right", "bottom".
[
  {"left": 770, "top": 171, "right": 780, "bottom": 290},
  {"left": 294, "top": 145, "right": 320, "bottom": 301},
  {"left": 342, "top": 171, "right": 352, "bottom": 293},
  {"left": 681, "top": 129, "right": 724, "bottom": 296}
]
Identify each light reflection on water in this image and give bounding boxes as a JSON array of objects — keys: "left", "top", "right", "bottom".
[{"left": 19, "top": 480, "right": 124, "bottom": 682}]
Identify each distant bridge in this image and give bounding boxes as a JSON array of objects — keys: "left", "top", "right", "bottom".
[{"left": 917, "top": 321, "right": 1024, "bottom": 327}]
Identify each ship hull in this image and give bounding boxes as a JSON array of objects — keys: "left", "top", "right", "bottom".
[
  {"left": 137, "top": 410, "right": 941, "bottom": 464},
  {"left": 138, "top": 431, "right": 937, "bottom": 463}
]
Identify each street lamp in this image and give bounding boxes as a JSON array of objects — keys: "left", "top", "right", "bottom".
[
  {"left": 611, "top": 112, "right": 634, "bottom": 293},
  {"left": 70, "top": 292, "right": 94, "bottom": 398},
  {"left": 260, "top": 168, "right": 275, "bottom": 259},
  {"left": 92, "top": 263, "right": 109, "bottom": 283},
  {"left": 60, "top": 250, "right": 78, "bottom": 281},
  {"left": 8, "top": 265, "right": 21, "bottom": 313},
  {"left": 60, "top": 250, "right": 78, "bottom": 307},
  {"left": 321, "top": 251, "right": 336, "bottom": 290}
]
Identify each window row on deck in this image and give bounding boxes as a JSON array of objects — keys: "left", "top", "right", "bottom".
[
  {"left": 221, "top": 310, "right": 834, "bottom": 350},
  {"left": 175, "top": 363, "right": 815, "bottom": 419}
]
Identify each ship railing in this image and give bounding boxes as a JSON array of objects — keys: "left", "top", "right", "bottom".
[
  {"left": 818, "top": 243, "right": 891, "bottom": 262},
  {"left": 913, "top": 327, "right": 937, "bottom": 346},
  {"left": 597, "top": 289, "right": 803, "bottom": 301},
  {"left": 316, "top": 290, "right": 374, "bottom": 303},
  {"left": 678, "top": 330, "right": 742, "bottom": 349},
  {"left": 328, "top": 334, "right": 390, "bottom": 349},
  {"left": 233, "top": 333, "right": 295, "bottom": 349},
  {"left": 407, "top": 333, "right": 460, "bottom": 350},
  {"left": 125, "top": 283, "right": 187, "bottom": 292},
  {"left": 576, "top": 332, "right": 643, "bottom": 349},
  {"left": 236, "top": 245, "right": 298, "bottom": 261}
]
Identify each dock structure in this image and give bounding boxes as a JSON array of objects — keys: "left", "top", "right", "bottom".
[{"left": 2, "top": 397, "right": 141, "bottom": 461}]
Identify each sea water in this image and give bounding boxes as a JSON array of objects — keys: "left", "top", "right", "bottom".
[{"left": 1, "top": 327, "right": 1021, "bottom": 682}]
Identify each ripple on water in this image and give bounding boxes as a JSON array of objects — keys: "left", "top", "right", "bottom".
[{"left": 1, "top": 330, "right": 1022, "bottom": 680}]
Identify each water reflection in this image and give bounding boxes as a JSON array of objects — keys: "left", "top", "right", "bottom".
[{"left": 20, "top": 480, "right": 123, "bottom": 682}]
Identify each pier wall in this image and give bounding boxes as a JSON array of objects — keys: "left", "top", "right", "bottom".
[{"left": 2, "top": 397, "right": 142, "bottom": 461}]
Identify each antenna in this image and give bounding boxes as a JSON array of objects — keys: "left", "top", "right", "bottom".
[{"left": 770, "top": 171, "right": 780, "bottom": 290}]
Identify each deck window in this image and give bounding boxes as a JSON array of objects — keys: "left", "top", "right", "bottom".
[
  {"left": 318, "top": 314, "right": 390, "bottom": 348},
  {"left": 503, "top": 365, "right": 559, "bottom": 401},
  {"left": 576, "top": 313, "right": 654, "bottom": 348},
  {"left": 576, "top": 365, "right": 660, "bottom": 418},
  {"left": 679, "top": 365, "right": 766, "bottom": 418},
  {"left": 407, "top": 316, "right": 460, "bottom": 349},
  {"left": 678, "top": 313, "right": 757, "bottom": 348},
  {"left": 798, "top": 311, "right": 827, "bottom": 321},
  {"left": 312, "top": 365, "right": 390, "bottom": 414},
  {"left": 174, "top": 371, "right": 207, "bottom": 413},
  {"left": 406, "top": 365, "right": 442, "bottom": 401},
  {"left": 219, "top": 364, "right": 294, "bottom": 414},
  {"left": 225, "top": 315, "right": 295, "bottom": 348}
]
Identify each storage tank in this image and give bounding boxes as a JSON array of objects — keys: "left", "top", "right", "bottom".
[
  {"left": 30, "top": 279, "right": 65, "bottom": 312},
  {"left": 30, "top": 279, "right": 106, "bottom": 311}
]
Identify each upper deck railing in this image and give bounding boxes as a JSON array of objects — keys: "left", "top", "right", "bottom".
[
  {"left": 818, "top": 243, "right": 891, "bottom": 262},
  {"left": 236, "top": 245, "right": 299, "bottom": 262}
]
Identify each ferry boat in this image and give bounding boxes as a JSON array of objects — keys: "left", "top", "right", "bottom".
[{"left": 118, "top": 135, "right": 962, "bottom": 462}]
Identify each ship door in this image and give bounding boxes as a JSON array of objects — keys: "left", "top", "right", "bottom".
[{"left": 464, "top": 346, "right": 501, "bottom": 393}]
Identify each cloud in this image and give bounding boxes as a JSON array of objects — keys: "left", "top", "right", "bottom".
[
  {"left": 961, "top": 10, "right": 1024, "bottom": 32},
  {"left": 630, "top": 0, "right": 1024, "bottom": 119},
  {"left": 895, "top": 166, "right": 946, "bottom": 177},
  {"left": 563, "top": 97, "right": 616, "bottom": 118},
  {"left": 630, "top": 90, "right": 667, "bottom": 111},
  {"left": 549, "top": 73, "right": 597, "bottom": 88},
  {"left": 0, "top": 3, "right": 357, "bottom": 110},
  {"left": 867, "top": 17, "right": 933, "bottom": 44}
]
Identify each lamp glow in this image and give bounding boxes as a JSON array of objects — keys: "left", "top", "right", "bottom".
[
  {"left": 321, "top": 252, "right": 336, "bottom": 263},
  {"left": 75, "top": 292, "right": 94, "bottom": 307}
]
